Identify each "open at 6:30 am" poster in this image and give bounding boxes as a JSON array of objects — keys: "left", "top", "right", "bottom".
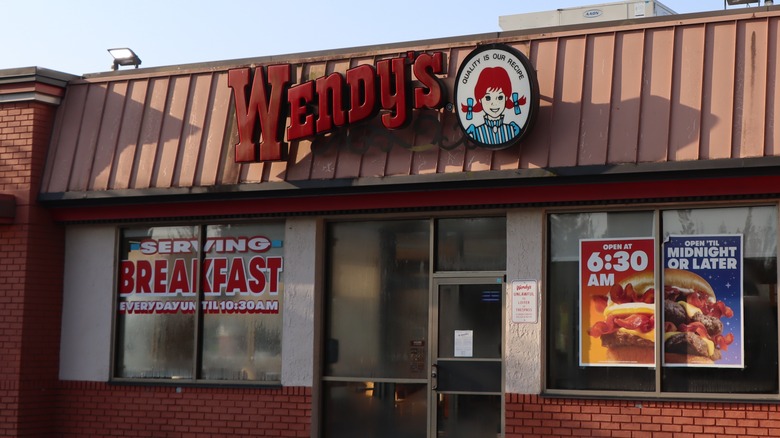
[{"left": 580, "top": 238, "right": 656, "bottom": 367}]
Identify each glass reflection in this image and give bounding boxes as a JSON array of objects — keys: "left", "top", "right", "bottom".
[
  {"left": 201, "top": 223, "right": 284, "bottom": 381},
  {"left": 437, "top": 217, "right": 506, "bottom": 271},
  {"left": 661, "top": 206, "right": 778, "bottom": 393},
  {"left": 115, "top": 226, "right": 198, "bottom": 379},
  {"left": 322, "top": 382, "right": 427, "bottom": 438},
  {"left": 437, "top": 394, "right": 501, "bottom": 438},
  {"left": 326, "top": 221, "right": 430, "bottom": 379},
  {"left": 546, "top": 211, "right": 656, "bottom": 391}
]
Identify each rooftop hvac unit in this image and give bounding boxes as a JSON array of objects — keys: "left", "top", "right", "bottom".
[{"left": 498, "top": 0, "right": 676, "bottom": 31}]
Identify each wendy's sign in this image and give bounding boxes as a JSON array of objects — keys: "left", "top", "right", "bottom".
[
  {"left": 227, "top": 51, "right": 446, "bottom": 162},
  {"left": 454, "top": 44, "right": 539, "bottom": 150},
  {"left": 227, "top": 44, "right": 539, "bottom": 162}
]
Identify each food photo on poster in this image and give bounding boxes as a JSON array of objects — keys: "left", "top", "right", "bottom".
[
  {"left": 662, "top": 235, "right": 743, "bottom": 368},
  {"left": 579, "top": 237, "right": 656, "bottom": 367}
]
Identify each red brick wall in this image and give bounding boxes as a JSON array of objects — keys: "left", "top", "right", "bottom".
[
  {"left": 0, "top": 101, "right": 65, "bottom": 436},
  {"left": 0, "top": 100, "right": 311, "bottom": 438},
  {"left": 55, "top": 388, "right": 780, "bottom": 437},
  {"left": 506, "top": 394, "right": 780, "bottom": 437},
  {"left": 56, "top": 382, "right": 311, "bottom": 437}
]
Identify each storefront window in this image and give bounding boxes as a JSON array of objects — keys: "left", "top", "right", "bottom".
[
  {"left": 546, "top": 206, "right": 779, "bottom": 396},
  {"left": 115, "top": 226, "right": 198, "bottom": 379},
  {"left": 322, "top": 382, "right": 427, "bottom": 438},
  {"left": 325, "top": 220, "right": 429, "bottom": 379},
  {"left": 437, "top": 217, "right": 506, "bottom": 271},
  {"left": 660, "top": 206, "right": 778, "bottom": 394},
  {"left": 115, "top": 222, "right": 284, "bottom": 383},
  {"left": 547, "top": 211, "right": 656, "bottom": 391},
  {"left": 323, "top": 220, "right": 430, "bottom": 438}
]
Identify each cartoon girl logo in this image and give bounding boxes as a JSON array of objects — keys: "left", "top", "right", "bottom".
[{"left": 454, "top": 44, "right": 539, "bottom": 150}]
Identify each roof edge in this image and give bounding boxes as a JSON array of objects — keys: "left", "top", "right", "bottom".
[
  {"left": 73, "top": 5, "right": 780, "bottom": 82},
  {"left": 0, "top": 67, "right": 78, "bottom": 104}
]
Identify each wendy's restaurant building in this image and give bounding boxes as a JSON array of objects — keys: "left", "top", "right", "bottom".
[{"left": 5, "top": 4, "right": 780, "bottom": 438}]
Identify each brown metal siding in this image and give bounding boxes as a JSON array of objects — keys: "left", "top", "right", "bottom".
[
  {"left": 608, "top": 30, "right": 644, "bottom": 164},
  {"left": 525, "top": 39, "right": 557, "bottom": 169},
  {"left": 770, "top": 19, "right": 780, "bottom": 156},
  {"left": 638, "top": 27, "right": 674, "bottom": 163},
  {"left": 112, "top": 80, "right": 148, "bottom": 190},
  {"left": 177, "top": 74, "right": 210, "bottom": 187},
  {"left": 92, "top": 82, "right": 127, "bottom": 190},
  {"left": 702, "top": 22, "right": 735, "bottom": 160},
  {"left": 736, "top": 20, "right": 769, "bottom": 158},
  {"left": 41, "top": 10, "right": 780, "bottom": 197}
]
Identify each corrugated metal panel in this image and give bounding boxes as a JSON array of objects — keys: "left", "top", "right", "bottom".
[
  {"left": 669, "top": 24, "right": 705, "bottom": 162},
  {"left": 41, "top": 10, "right": 780, "bottom": 197},
  {"left": 43, "top": 84, "right": 87, "bottom": 191},
  {"left": 579, "top": 32, "right": 615, "bottom": 166},
  {"left": 550, "top": 36, "right": 586, "bottom": 168},
  {"left": 70, "top": 83, "right": 107, "bottom": 191},
  {"left": 524, "top": 39, "right": 557, "bottom": 169},
  {"left": 111, "top": 79, "right": 148, "bottom": 190},
  {"left": 701, "top": 22, "right": 736, "bottom": 160},
  {"left": 735, "top": 19, "right": 769, "bottom": 158},
  {"left": 153, "top": 75, "right": 189, "bottom": 188},
  {"left": 608, "top": 30, "right": 644, "bottom": 163},
  {"left": 91, "top": 81, "right": 127, "bottom": 190},
  {"left": 174, "top": 74, "right": 210, "bottom": 187},
  {"left": 768, "top": 18, "right": 780, "bottom": 156},
  {"left": 638, "top": 27, "right": 674, "bottom": 163}
]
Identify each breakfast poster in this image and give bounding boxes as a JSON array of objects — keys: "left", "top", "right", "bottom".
[
  {"left": 580, "top": 238, "right": 656, "bottom": 367},
  {"left": 662, "top": 235, "right": 744, "bottom": 368}
]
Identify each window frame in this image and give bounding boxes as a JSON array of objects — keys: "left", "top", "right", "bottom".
[
  {"left": 110, "top": 220, "right": 285, "bottom": 386},
  {"left": 542, "top": 201, "right": 780, "bottom": 401},
  {"left": 320, "top": 215, "right": 507, "bottom": 438}
]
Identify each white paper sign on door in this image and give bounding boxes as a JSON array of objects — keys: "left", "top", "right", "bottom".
[{"left": 454, "top": 330, "right": 473, "bottom": 357}]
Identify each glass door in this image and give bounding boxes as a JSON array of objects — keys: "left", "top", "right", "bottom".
[{"left": 431, "top": 277, "right": 504, "bottom": 438}]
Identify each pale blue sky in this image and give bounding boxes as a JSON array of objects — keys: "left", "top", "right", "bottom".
[{"left": 0, "top": 0, "right": 759, "bottom": 75}]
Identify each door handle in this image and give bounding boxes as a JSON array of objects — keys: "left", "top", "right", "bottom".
[{"left": 431, "top": 363, "right": 438, "bottom": 390}]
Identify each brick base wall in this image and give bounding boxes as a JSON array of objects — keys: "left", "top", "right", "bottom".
[
  {"left": 0, "top": 100, "right": 64, "bottom": 436},
  {"left": 506, "top": 394, "right": 780, "bottom": 437},
  {"left": 52, "top": 388, "right": 780, "bottom": 437},
  {"left": 56, "top": 382, "right": 311, "bottom": 437}
]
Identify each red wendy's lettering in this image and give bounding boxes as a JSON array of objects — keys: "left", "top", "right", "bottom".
[
  {"left": 346, "top": 64, "right": 377, "bottom": 125},
  {"left": 228, "top": 65, "right": 291, "bottom": 162},
  {"left": 413, "top": 52, "right": 444, "bottom": 109},
  {"left": 228, "top": 51, "right": 446, "bottom": 162},
  {"left": 315, "top": 73, "right": 346, "bottom": 132},
  {"left": 377, "top": 57, "right": 408, "bottom": 130}
]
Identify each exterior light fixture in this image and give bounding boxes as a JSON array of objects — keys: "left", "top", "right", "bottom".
[{"left": 108, "top": 48, "right": 142, "bottom": 71}]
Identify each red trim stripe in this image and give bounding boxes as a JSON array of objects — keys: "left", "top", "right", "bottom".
[{"left": 46, "top": 175, "right": 780, "bottom": 222}]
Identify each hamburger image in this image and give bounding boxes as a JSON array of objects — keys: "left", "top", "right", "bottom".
[
  {"left": 663, "top": 268, "right": 734, "bottom": 365},
  {"left": 588, "top": 271, "right": 656, "bottom": 364}
]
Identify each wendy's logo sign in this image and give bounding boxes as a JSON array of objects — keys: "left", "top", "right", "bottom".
[
  {"left": 227, "top": 52, "right": 446, "bottom": 162},
  {"left": 454, "top": 44, "right": 539, "bottom": 150}
]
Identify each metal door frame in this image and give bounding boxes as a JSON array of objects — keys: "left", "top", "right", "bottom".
[{"left": 429, "top": 274, "right": 506, "bottom": 438}]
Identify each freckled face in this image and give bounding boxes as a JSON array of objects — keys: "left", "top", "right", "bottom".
[{"left": 480, "top": 88, "right": 506, "bottom": 119}]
